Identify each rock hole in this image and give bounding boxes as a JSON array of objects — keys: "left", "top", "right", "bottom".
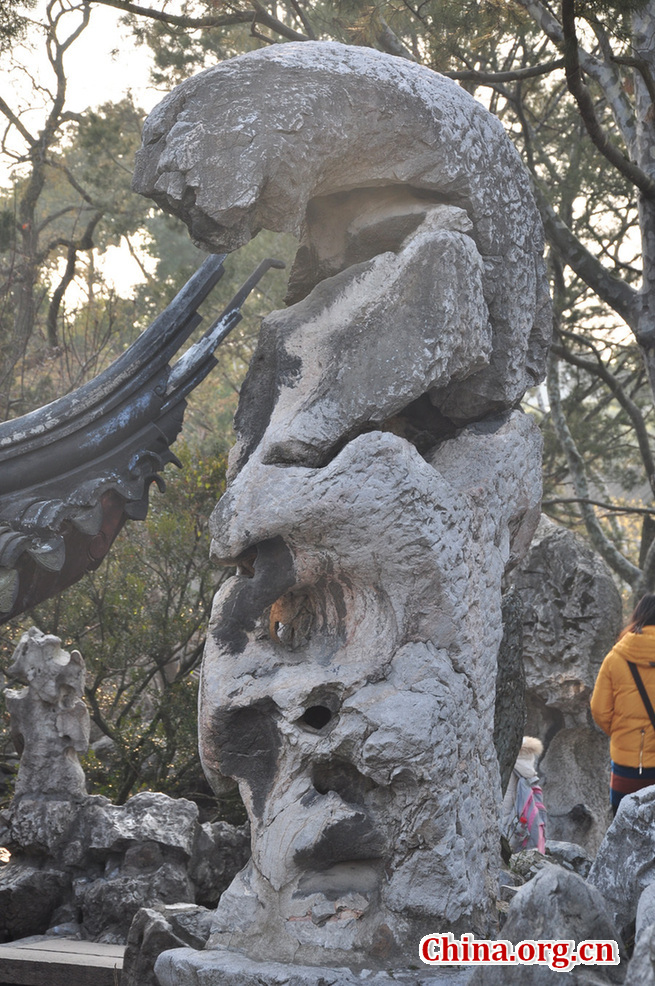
[
  {"left": 236, "top": 546, "right": 257, "bottom": 578},
  {"left": 300, "top": 705, "right": 332, "bottom": 730},
  {"left": 312, "top": 760, "right": 377, "bottom": 804}
]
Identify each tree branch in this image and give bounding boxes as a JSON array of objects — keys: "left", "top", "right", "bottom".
[
  {"left": 560, "top": 0, "right": 655, "bottom": 199},
  {"left": 514, "top": 0, "right": 638, "bottom": 154},
  {"left": 547, "top": 350, "right": 642, "bottom": 586},
  {"left": 286, "top": 0, "right": 315, "bottom": 40},
  {"left": 531, "top": 178, "right": 639, "bottom": 328},
  {"left": 445, "top": 58, "right": 565, "bottom": 83},
  {"left": 87, "top": 0, "right": 253, "bottom": 29},
  {"left": 89, "top": 0, "right": 309, "bottom": 42},
  {"left": 375, "top": 15, "right": 416, "bottom": 61},
  {"left": 0, "top": 97, "right": 36, "bottom": 147},
  {"left": 551, "top": 341, "right": 655, "bottom": 497},
  {"left": 46, "top": 211, "right": 102, "bottom": 347},
  {"left": 543, "top": 497, "right": 655, "bottom": 517}
]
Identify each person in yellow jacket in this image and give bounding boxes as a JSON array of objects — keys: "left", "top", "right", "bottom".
[{"left": 591, "top": 593, "right": 655, "bottom": 815}]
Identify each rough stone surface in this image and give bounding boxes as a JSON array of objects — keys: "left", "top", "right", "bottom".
[
  {"left": 199, "top": 414, "right": 542, "bottom": 969},
  {"left": 0, "top": 860, "right": 70, "bottom": 942},
  {"left": 134, "top": 42, "right": 551, "bottom": 438},
  {"left": 514, "top": 518, "right": 622, "bottom": 852},
  {"left": 544, "top": 840, "right": 594, "bottom": 879},
  {"left": 188, "top": 820, "right": 251, "bottom": 908},
  {"left": 588, "top": 785, "right": 655, "bottom": 934},
  {"left": 625, "top": 921, "right": 655, "bottom": 986},
  {"left": 155, "top": 946, "right": 475, "bottom": 985},
  {"left": 134, "top": 40, "right": 549, "bottom": 978},
  {"left": 494, "top": 585, "right": 526, "bottom": 795},
  {"left": 637, "top": 883, "right": 655, "bottom": 943},
  {"left": 539, "top": 726, "right": 611, "bottom": 854},
  {"left": 122, "top": 903, "right": 214, "bottom": 986},
  {"left": 4, "top": 627, "right": 89, "bottom": 799},
  {"left": 0, "top": 785, "right": 248, "bottom": 943},
  {"left": 517, "top": 519, "right": 622, "bottom": 718},
  {"left": 74, "top": 861, "right": 194, "bottom": 943},
  {"left": 469, "top": 865, "right": 624, "bottom": 984},
  {"left": 232, "top": 205, "right": 493, "bottom": 473},
  {"left": 81, "top": 791, "right": 199, "bottom": 857}
]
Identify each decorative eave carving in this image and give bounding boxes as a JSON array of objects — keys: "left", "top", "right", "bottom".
[{"left": 0, "top": 254, "right": 284, "bottom": 622}]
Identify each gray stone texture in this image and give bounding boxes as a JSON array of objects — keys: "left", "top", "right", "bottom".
[
  {"left": 0, "top": 860, "right": 70, "bottom": 942},
  {"left": 494, "top": 585, "right": 526, "bottom": 795},
  {"left": 470, "top": 865, "right": 624, "bottom": 985},
  {"left": 544, "top": 840, "right": 594, "bottom": 879},
  {"left": 155, "top": 946, "right": 476, "bottom": 986},
  {"left": 625, "top": 922, "right": 655, "bottom": 986},
  {"left": 0, "top": 788, "right": 248, "bottom": 943},
  {"left": 189, "top": 820, "right": 251, "bottom": 908},
  {"left": 199, "top": 414, "right": 542, "bottom": 969},
  {"left": 637, "top": 883, "right": 655, "bottom": 943},
  {"left": 4, "top": 626, "right": 89, "bottom": 799},
  {"left": 122, "top": 903, "right": 215, "bottom": 986},
  {"left": 133, "top": 41, "right": 551, "bottom": 440},
  {"left": 514, "top": 518, "right": 623, "bottom": 852},
  {"left": 589, "top": 785, "right": 655, "bottom": 934},
  {"left": 134, "top": 39, "right": 550, "bottom": 978}
]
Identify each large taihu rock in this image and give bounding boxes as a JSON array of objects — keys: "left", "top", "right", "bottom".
[
  {"left": 199, "top": 416, "right": 541, "bottom": 968},
  {"left": 470, "top": 865, "right": 624, "bottom": 985},
  {"left": 133, "top": 40, "right": 550, "bottom": 979}
]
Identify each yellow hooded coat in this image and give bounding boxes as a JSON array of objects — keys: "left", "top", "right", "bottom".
[{"left": 591, "top": 625, "right": 655, "bottom": 767}]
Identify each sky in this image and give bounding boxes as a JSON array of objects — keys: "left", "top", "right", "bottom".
[{"left": 4, "top": 0, "right": 161, "bottom": 293}]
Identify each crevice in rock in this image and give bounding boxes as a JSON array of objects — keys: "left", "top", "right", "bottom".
[
  {"left": 312, "top": 759, "right": 378, "bottom": 805},
  {"left": 285, "top": 183, "right": 465, "bottom": 306},
  {"left": 263, "top": 391, "right": 459, "bottom": 471}
]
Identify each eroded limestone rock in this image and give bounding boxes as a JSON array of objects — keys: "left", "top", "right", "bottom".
[
  {"left": 514, "top": 518, "right": 622, "bottom": 852},
  {"left": 0, "top": 787, "right": 248, "bottom": 943},
  {"left": 469, "top": 865, "right": 624, "bottom": 985},
  {"left": 4, "top": 626, "right": 89, "bottom": 799},
  {"left": 134, "top": 39, "right": 550, "bottom": 979},
  {"left": 133, "top": 42, "right": 550, "bottom": 438},
  {"left": 122, "top": 903, "right": 214, "bottom": 986},
  {"left": 494, "top": 586, "right": 526, "bottom": 796},
  {"left": 626, "top": 922, "right": 655, "bottom": 986},
  {"left": 588, "top": 786, "right": 655, "bottom": 935},
  {"left": 636, "top": 883, "right": 655, "bottom": 943},
  {"left": 199, "top": 415, "right": 542, "bottom": 968}
]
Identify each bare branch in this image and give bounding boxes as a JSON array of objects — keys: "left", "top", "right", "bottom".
[
  {"left": 375, "top": 16, "right": 416, "bottom": 62},
  {"left": 45, "top": 209, "right": 103, "bottom": 346},
  {"left": 88, "top": 0, "right": 309, "bottom": 42},
  {"left": 547, "top": 350, "right": 642, "bottom": 586},
  {"left": 250, "top": 1, "right": 308, "bottom": 42},
  {"left": 0, "top": 97, "right": 36, "bottom": 147},
  {"left": 543, "top": 497, "right": 655, "bottom": 517},
  {"left": 286, "top": 0, "right": 316, "bottom": 40},
  {"left": 551, "top": 341, "right": 655, "bottom": 497},
  {"left": 46, "top": 158, "right": 97, "bottom": 206},
  {"left": 87, "top": 0, "right": 251, "bottom": 28},
  {"left": 559, "top": 0, "right": 655, "bottom": 199},
  {"left": 531, "top": 179, "right": 640, "bottom": 328},
  {"left": 514, "top": 0, "right": 638, "bottom": 153},
  {"left": 445, "top": 58, "right": 565, "bottom": 84}
]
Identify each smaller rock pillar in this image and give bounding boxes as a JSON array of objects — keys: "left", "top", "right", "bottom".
[{"left": 4, "top": 626, "right": 89, "bottom": 799}]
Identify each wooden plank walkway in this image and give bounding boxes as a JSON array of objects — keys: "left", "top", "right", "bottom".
[{"left": 0, "top": 936, "right": 124, "bottom": 986}]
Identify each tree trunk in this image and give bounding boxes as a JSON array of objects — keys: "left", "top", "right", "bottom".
[{"left": 631, "top": 5, "right": 655, "bottom": 399}]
